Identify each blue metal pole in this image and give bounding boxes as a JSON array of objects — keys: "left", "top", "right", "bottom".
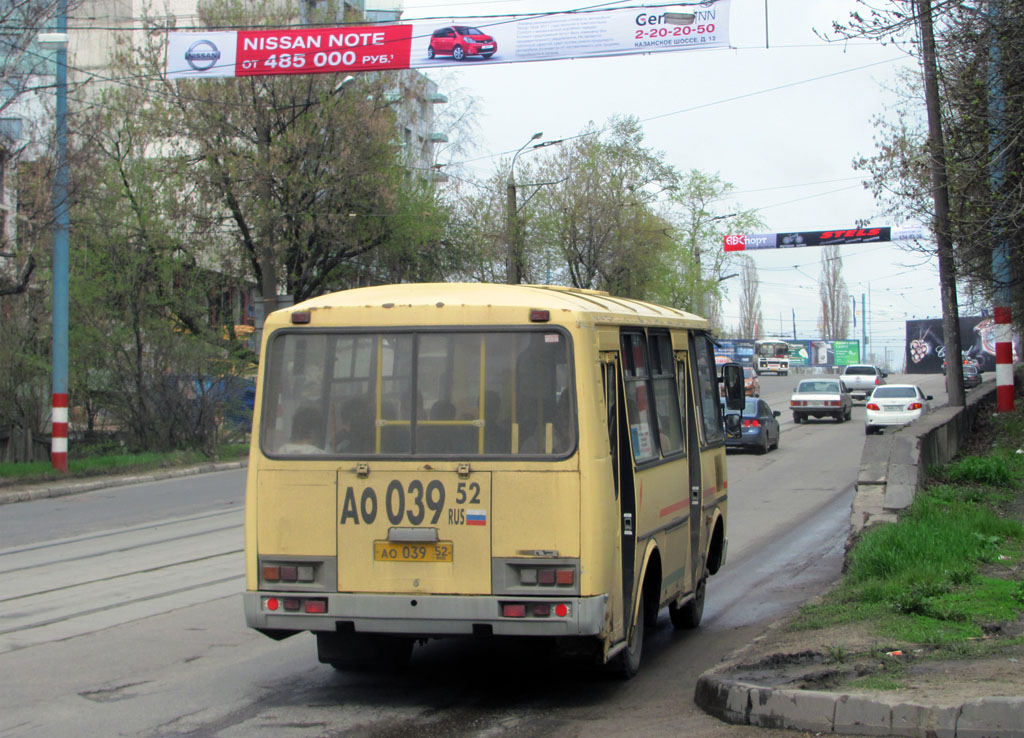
[{"left": 51, "top": 0, "right": 70, "bottom": 471}]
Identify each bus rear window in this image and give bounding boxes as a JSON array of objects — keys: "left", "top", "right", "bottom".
[{"left": 260, "top": 329, "right": 574, "bottom": 458}]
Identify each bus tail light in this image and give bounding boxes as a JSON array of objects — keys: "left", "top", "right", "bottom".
[
  {"left": 262, "top": 596, "right": 327, "bottom": 614},
  {"left": 518, "top": 566, "right": 575, "bottom": 586},
  {"left": 501, "top": 602, "right": 571, "bottom": 618},
  {"left": 262, "top": 561, "right": 317, "bottom": 584}
]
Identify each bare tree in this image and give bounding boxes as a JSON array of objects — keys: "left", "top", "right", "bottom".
[
  {"left": 818, "top": 245, "right": 851, "bottom": 339},
  {"left": 738, "top": 255, "right": 763, "bottom": 338}
]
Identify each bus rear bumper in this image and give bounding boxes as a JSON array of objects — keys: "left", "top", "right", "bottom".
[{"left": 244, "top": 591, "right": 608, "bottom": 638}]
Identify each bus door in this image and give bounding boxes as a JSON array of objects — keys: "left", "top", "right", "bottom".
[
  {"left": 602, "top": 352, "right": 636, "bottom": 637},
  {"left": 679, "top": 347, "right": 704, "bottom": 589}
]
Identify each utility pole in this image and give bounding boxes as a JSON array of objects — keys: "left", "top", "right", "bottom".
[
  {"left": 43, "top": 0, "right": 70, "bottom": 473},
  {"left": 988, "top": 0, "right": 1015, "bottom": 411},
  {"left": 918, "top": 0, "right": 965, "bottom": 406},
  {"left": 862, "top": 293, "right": 867, "bottom": 363},
  {"left": 506, "top": 132, "right": 542, "bottom": 284}
]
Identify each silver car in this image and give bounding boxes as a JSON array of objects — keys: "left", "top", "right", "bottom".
[{"left": 790, "top": 378, "right": 854, "bottom": 423}]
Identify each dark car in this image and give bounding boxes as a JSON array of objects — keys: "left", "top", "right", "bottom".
[
  {"left": 427, "top": 26, "right": 497, "bottom": 61},
  {"left": 949, "top": 363, "right": 982, "bottom": 390},
  {"left": 721, "top": 397, "right": 781, "bottom": 454}
]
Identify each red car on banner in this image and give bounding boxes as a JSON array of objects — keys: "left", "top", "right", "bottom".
[{"left": 427, "top": 26, "right": 497, "bottom": 60}]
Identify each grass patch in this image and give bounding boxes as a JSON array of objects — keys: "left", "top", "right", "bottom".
[
  {"left": 789, "top": 473, "right": 1024, "bottom": 648},
  {"left": 933, "top": 452, "right": 1024, "bottom": 488},
  {"left": 0, "top": 444, "right": 248, "bottom": 484}
]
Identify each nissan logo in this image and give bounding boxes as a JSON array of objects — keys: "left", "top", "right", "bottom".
[{"left": 184, "top": 39, "right": 221, "bottom": 71}]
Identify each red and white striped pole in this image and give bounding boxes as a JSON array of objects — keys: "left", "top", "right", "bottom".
[
  {"left": 994, "top": 306, "right": 1015, "bottom": 412},
  {"left": 51, "top": 393, "right": 69, "bottom": 472}
]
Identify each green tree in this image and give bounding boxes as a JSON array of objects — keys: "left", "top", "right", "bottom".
[
  {"left": 528, "top": 116, "right": 677, "bottom": 296},
  {"left": 654, "top": 170, "right": 764, "bottom": 329},
  {"left": 837, "top": 2, "right": 1024, "bottom": 325},
  {"left": 163, "top": 0, "right": 453, "bottom": 304}
]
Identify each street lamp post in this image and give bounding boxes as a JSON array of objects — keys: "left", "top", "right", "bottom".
[
  {"left": 40, "top": 2, "right": 69, "bottom": 472},
  {"left": 506, "top": 131, "right": 542, "bottom": 284}
]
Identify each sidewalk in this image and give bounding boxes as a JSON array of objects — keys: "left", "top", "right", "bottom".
[{"left": 0, "top": 460, "right": 247, "bottom": 506}]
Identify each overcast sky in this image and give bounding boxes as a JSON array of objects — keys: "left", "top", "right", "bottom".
[{"left": 399, "top": 0, "right": 941, "bottom": 367}]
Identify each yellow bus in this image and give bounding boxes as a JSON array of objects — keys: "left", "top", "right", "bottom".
[{"left": 244, "top": 283, "right": 741, "bottom": 676}]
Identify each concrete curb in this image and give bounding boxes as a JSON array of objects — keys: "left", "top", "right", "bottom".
[
  {"left": 0, "top": 460, "right": 247, "bottom": 505},
  {"left": 694, "top": 667, "right": 1024, "bottom": 738}
]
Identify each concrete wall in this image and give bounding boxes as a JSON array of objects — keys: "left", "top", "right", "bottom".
[{"left": 851, "top": 370, "right": 1020, "bottom": 536}]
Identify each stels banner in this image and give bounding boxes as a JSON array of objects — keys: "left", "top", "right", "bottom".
[
  {"left": 723, "top": 225, "right": 924, "bottom": 252},
  {"left": 165, "top": 4, "right": 731, "bottom": 79}
]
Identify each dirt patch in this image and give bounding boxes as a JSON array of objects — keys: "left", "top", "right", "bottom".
[{"left": 720, "top": 613, "right": 1024, "bottom": 704}]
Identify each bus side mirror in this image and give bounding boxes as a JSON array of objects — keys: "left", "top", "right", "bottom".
[
  {"left": 722, "top": 363, "right": 745, "bottom": 411},
  {"left": 724, "top": 413, "right": 742, "bottom": 436}
]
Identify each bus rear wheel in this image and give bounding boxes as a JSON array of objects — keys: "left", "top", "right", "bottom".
[
  {"left": 317, "top": 632, "right": 413, "bottom": 672},
  {"left": 616, "top": 591, "right": 645, "bottom": 679},
  {"left": 669, "top": 576, "right": 706, "bottom": 630}
]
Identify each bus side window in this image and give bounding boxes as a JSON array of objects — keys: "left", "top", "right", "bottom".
[
  {"left": 649, "top": 332, "right": 683, "bottom": 456},
  {"left": 621, "top": 331, "right": 658, "bottom": 462},
  {"left": 692, "top": 334, "right": 724, "bottom": 445}
]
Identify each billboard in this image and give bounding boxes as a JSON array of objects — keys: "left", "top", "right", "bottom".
[
  {"left": 808, "top": 339, "right": 860, "bottom": 367},
  {"left": 713, "top": 339, "right": 756, "bottom": 368},
  {"left": 787, "top": 340, "right": 811, "bottom": 368},
  {"left": 166, "top": 5, "right": 731, "bottom": 79},
  {"left": 906, "top": 316, "right": 1022, "bottom": 374}
]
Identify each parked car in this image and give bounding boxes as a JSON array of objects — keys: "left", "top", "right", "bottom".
[
  {"left": 790, "top": 378, "right": 853, "bottom": 423},
  {"left": 841, "top": 364, "right": 887, "bottom": 402},
  {"left": 721, "top": 397, "right": 781, "bottom": 454},
  {"left": 427, "top": 26, "right": 497, "bottom": 60},
  {"left": 947, "top": 363, "right": 982, "bottom": 391},
  {"left": 865, "top": 384, "right": 933, "bottom": 434},
  {"left": 743, "top": 366, "right": 760, "bottom": 397}
]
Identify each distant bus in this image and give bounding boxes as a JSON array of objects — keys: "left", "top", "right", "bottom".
[
  {"left": 243, "top": 283, "right": 743, "bottom": 677},
  {"left": 755, "top": 338, "right": 791, "bottom": 375}
]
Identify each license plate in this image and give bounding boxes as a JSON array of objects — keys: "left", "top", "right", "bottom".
[
  {"left": 883, "top": 405, "right": 904, "bottom": 412},
  {"left": 374, "top": 541, "right": 453, "bottom": 563}
]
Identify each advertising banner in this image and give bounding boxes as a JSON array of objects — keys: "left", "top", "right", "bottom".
[
  {"left": 166, "top": 4, "right": 731, "bottom": 79},
  {"left": 713, "top": 339, "right": 756, "bottom": 368},
  {"left": 723, "top": 225, "right": 923, "bottom": 252},
  {"left": 833, "top": 340, "right": 861, "bottom": 366},
  {"left": 906, "top": 316, "right": 1022, "bottom": 374},
  {"left": 787, "top": 340, "right": 810, "bottom": 368},
  {"left": 808, "top": 339, "right": 860, "bottom": 367}
]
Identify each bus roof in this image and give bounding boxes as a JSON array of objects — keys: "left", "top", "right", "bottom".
[{"left": 269, "top": 283, "right": 708, "bottom": 330}]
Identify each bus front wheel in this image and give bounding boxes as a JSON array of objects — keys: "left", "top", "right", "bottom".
[{"left": 669, "top": 577, "right": 706, "bottom": 630}]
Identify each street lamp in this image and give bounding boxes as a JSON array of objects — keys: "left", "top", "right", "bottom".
[
  {"left": 506, "top": 131, "right": 542, "bottom": 284},
  {"left": 39, "top": 2, "right": 69, "bottom": 472}
]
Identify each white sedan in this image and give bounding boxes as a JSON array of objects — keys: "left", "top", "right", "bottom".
[{"left": 864, "top": 384, "right": 934, "bottom": 435}]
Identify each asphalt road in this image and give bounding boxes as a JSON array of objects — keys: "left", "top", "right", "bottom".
[{"left": 0, "top": 372, "right": 948, "bottom": 737}]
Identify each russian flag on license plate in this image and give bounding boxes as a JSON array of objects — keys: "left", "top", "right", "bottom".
[{"left": 466, "top": 509, "right": 487, "bottom": 526}]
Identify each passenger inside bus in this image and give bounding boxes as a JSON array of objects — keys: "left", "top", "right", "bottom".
[
  {"left": 278, "top": 405, "right": 326, "bottom": 454},
  {"left": 336, "top": 397, "right": 374, "bottom": 453}
]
